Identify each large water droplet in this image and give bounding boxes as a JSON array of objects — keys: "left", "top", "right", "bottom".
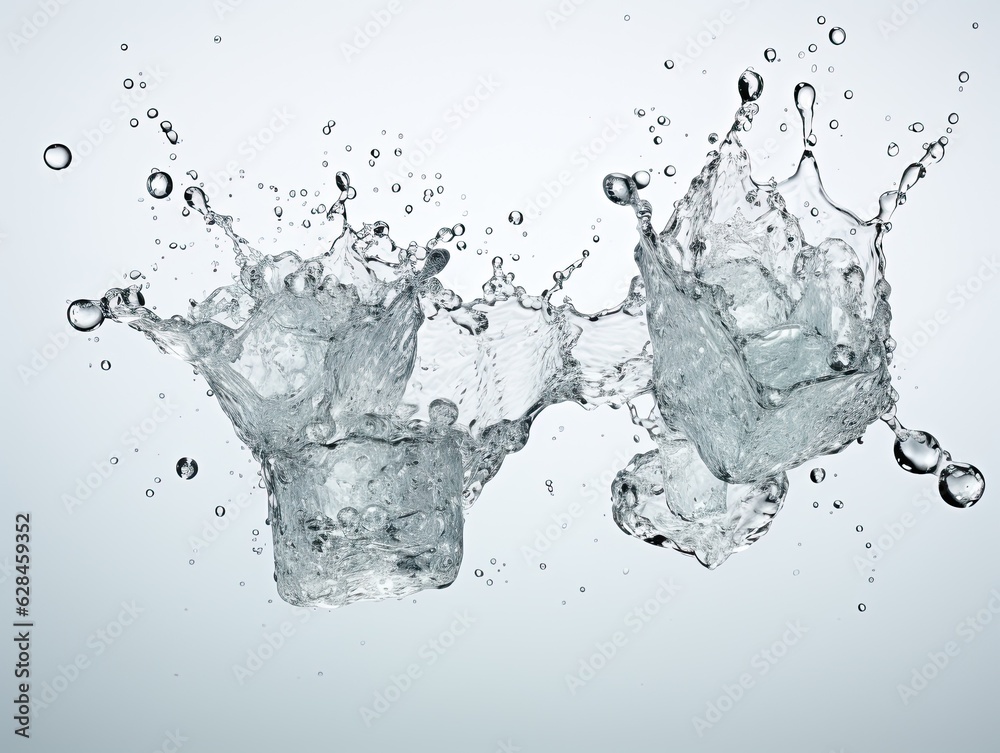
[
  {"left": 176, "top": 457, "right": 199, "bottom": 479},
  {"left": 184, "top": 186, "right": 209, "bottom": 215},
  {"left": 738, "top": 69, "right": 764, "bottom": 103},
  {"left": 603, "top": 173, "right": 636, "bottom": 205},
  {"left": 829, "top": 27, "right": 846, "bottom": 45},
  {"left": 938, "top": 463, "right": 985, "bottom": 508},
  {"left": 764, "top": 48, "right": 777, "bottom": 63},
  {"left": 893, "top": 430, "right": 943, "bottom": 474},
  {"left": 794, "top": 82, "right": 817, "bottom": 147},
  {"left": 67, "top": 299, "right": 104, "bottom": 332},
  {"left": 146, "top": 171, "right": 173, "bottom": 199},
  {"left": 43, "top": 144, "right": 72, "bottom": 170},
  {"left": 810, "top": 467, "right": 826, "bottom": 483},
  {"left": 508, "top": 211, "right": 523, "bottom": 225}
]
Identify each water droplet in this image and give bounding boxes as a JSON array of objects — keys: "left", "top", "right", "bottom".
[
  {"left": 738, "top": 69, "right": 764, "bottom": 103},
  {"left": 833, "top": 499, "right": 844, "bottom": 509},
  {"left": 130, "top": 118, "right": 139, "bottom": 128},
  {"left": 664, "top": 60, "right": 674, "bottom": 69},
  {"left": 110, "top": 457, "right": 118, "bottom": 465},
  {"left": 887, "top": 142, "right": 899, "bottom": 157},
  {"left": 845, "top": 89, "right": 854, "bottom": 99},
  {"left": 475, "top": 569, "right": 483, "bottom": 577},
  {"left": 817, "top": 15, "right": 826, "bottom": 24},
  {"left": 829, "top": 119, "right": 839, "bottom": 130},
  {"left": 603, "top": 173, "right": 636, "bottom": 205},
  {"left": 100, "top": 360, "right": 111, "bottom": 371},
  {"left": 213, "top": 35, "right": 221, "bottom": 43},
  {"left": 43, "top": 144, "right": 72, "bottom": 170},
  {"left": 540, "top": 563, "right": 546, "bottom": 570},
  {"left": 428, "top": 398, "right": 459, "bottom": 426},
  {"left": 948, "top": 112, "right": 959, "bottom": 125},
  {"left": 793, "top": 569, "right": 800, "bottom": 576},
  {"left": 176, "top": 457, "right": 199, "bottom": 480},
  {"left": 632, "top": 170, "right": 651, "bottom": 189},
  {"left": 810, "top": 467, "right": 826, "bottom": 483},
  {"left": 508, "top": 210, "right": 523, "bottom": 225},
  {"left": 215, "top": 506, "right": 225, "bottom": 517},
  {"left": 147, "top": 108, "right": 158, "bottom": 119},
  {"left": 391, "top": 183, "right": 400, "bottom": 193},
  {"left": 67, "top": 299, "right": 105, "bottom": 332},
  {"left": 579, "top": 586, "right": 586, "bottom": 592},
  {"left": 938, "top": 462, "right": 985, "bottom": 508},
  {"left": 146, "top": 489, "right": 154, "bottom": 497},
  {"left": 123, "top": 78, "right": 134, "bottom": 89},
  {"left": 274, "top": 206, "right": 283, "bottom": 219},
  {"left": 812, "top": 501, "right": 819, "bottom": 508},
  {"left": 764, "top": 48, "right": 777, "bottom": 63},
  {"left": 959, "top": 71, "right": 970, "bottom": 83},
  {"left": 858, "top": 603, "right": 866, "bottom": 612},
  {"left": 893, "top": 430, "right": 942, "bottom": 474},
  {"left": 121, "top": 43, "right": 128, "bottom": 50},
  {"left": 146, "top": 171, "right": 173, "bottom": 199},
  {"left": 829, "top": 27, "right": 846, "bottom": 45}
]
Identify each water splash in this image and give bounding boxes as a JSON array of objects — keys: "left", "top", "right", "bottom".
[
  {"left": 69, "top": 171, "right": 651, "bottom": 606},
  {"left": 604, "top": 69, "right": 983, "bottom": 566}
]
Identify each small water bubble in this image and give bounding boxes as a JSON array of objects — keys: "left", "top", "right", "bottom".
[
  {"left": 829, "top": 119, "right": 839, "bottom": 129},
  {"left": 844, "top": 89, "right": 854, "bottom": 99},
  {"left": 540, "top": 563, "right": 547, "bottom": 570},
  {"left": 391, "top": 183, "right": 400, "bottom": 193},
  {"left": 43, "top": 143, "right": 72, "bottom": 170},
  {"left": 858, "top": 603, "right": 866, "bottom": 612},
  {"left": 810, "top": 467, "right": 826, "bottom": 483},
  {"left": 110, "top": 457, "right": 118, "bottom": 465},
  {"left": 274, "top": 206, "right": 283, "bottom": 219},
  {"left": 405, "top": 205, "right": 413, "bottom": 214},
  {"left": 146, "top": 171, "right": 173, "bottom": 199},
  {"left": 810, "top": 207, "right": 820, "bottom": 217},
  {"left": 123, "top": 78, "right": 134, "bottom": 89},
  {"left": 100, "top": 360, "right": 111, "bottom": 371},
  {"left": 856, "top": 525, "right": 863, "bottom": 532},
  {"left": 508, "top": 210, "right": 523, "bottom": 225},
  {"left": 475, "top": 569, "right": 483, "bottom": 577},
  {"left": 948, "top": 112, "right": 959, "bottom": 124},
  {"left": 764, "top": 48, "right": 777, "bottom": 63},
  {"left": 664, "top": 60, "right": 675, "bottom": 69},
  {"left": 887, "top": 142, "right": 899, "bottom": 157},
  {"left": 632, "top": 170, "right": 651, "bottom": 188},
  {"left": 603, "top": 173, "right": 636, "bottom": 205},
  {"left": 579, "top": 586, "right": 586, "bottom": 593},
  {"left": 213, "top": 35, "right": 222, "bottom": 43},
  {"left": 130, "top": 118, "right": 139, "bottom": 128},
  {"left": 829, "top": 27, "right": 846, "bottom": 45},
  {"left": 121, "top": 43, "right": 128, "bottom": 50},
  {"left": 176, "top": 457, "right": 199, "bottom": 479},
  {"left": 909, "top": 122, "right": 924, "bottom": 133},
  {"left": 959, "top": 71, "right": 970, "bottom": 83},
  {"left": 808, "top": 43, "right": 818, "bottom": 53},
  {"left": 146, "top": 489, "right": 154, "bottom": 497},
  {"left": 833, "top": 499, "right": 844, "bottom": 509},
  {"left": 215, "top": 506, "right": 225, "bottom": 517},
  {"left": 938, "top": 462, "right": 985, "bottom": 508},
  {"left": 813, "top": 501, "right": 819, "bottom": 508},
  {"left": 817, "top": 15, "right": 826, "bottom": 24},
  {"left": 664, "top": 165, "right": 677, "bottom": 177},
  {"left": 147, "top": 108, "right": 158, "bottom": 119}
]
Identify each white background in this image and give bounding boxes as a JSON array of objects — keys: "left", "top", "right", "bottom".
[{"left": 2, "top": 0, "right": 998, "bottom": 751}]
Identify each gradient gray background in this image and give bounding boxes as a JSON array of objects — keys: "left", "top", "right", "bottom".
[{"left": 2, "top": 0, "right": 998, "bottom": 751}]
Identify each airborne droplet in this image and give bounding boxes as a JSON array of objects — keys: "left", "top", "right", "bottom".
[
  {"left": 508, "top": 211, "right": 524, "bottom": 225},
  {"left": 893, "top": 430, "right": 943, "bottom": 474},
  {"left": 829, "top": 27, "right": 846, "bottom": 45},
  {"left": 938, "top": 463, "right": 985, "bottom": 508},
  {"left": 146, "top": 171, "right": 173, "bottom": 199},
  {"left": 67, "top": 299, "right": 105, "bottom": 332},
  {"left": 176, "top": 457, "right": 199, "bottom": 480},
  {"left": 43, "top": 144, "right": 72, "bottom": 170},
  {"left": 810, "top": 467, "right": 826, "bottom": 483}
]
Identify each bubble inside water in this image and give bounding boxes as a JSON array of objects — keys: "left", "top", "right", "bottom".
[
  {"left": 176, "top": 457, "right": 199, "bottom": 480},
  {"left": 43, "top": 144, "right": 72, "bottom": 170}
]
